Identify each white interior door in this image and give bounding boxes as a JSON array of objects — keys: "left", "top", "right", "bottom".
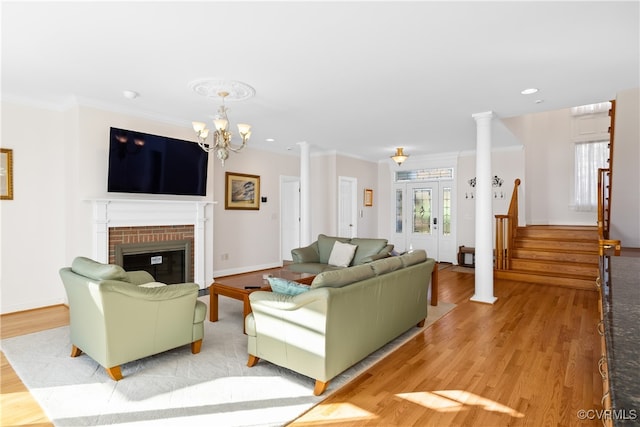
[
  {"left": 338, "top": 176, "right": 357, "bottom": 238},
  {"left": 280, "top": 176, "right": 300, "bottom": 261}
]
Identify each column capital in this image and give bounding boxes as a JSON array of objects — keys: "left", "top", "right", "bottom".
[{"left": 472, "top": 111, "right": 495, "bottom": 121}]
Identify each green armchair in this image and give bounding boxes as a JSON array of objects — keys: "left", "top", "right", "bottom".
[{"left": 59, "top": 256, "right": 206, "bottom": 380}]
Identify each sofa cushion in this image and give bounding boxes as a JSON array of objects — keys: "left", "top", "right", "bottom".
[
  {"left": 370, "top": 256, "right": 404, "bottom": 275},
  {"left": 138, "top": 282, "right": 167, "bottom": 288},
  {"left": 268, "top": 277, "right": 310, "bottom": 296},
  {"left": 328, "top": 241, "right": 358, "bottom": 267},
  {"left": 311, "top": 264, "right": 375, "bottom": 289},
  {"left": 317, "top": 234, "right": 351, "bottom": 264},
  {"left": 71, "top": 256, "right": 128, "bottom": 281},
  {"left": 350, "top": 238, "right": 388, "bottom": 265},
  {"left": 399, "top": 249, "right": 427, "bottom": 267},
  {"left": 287, "top": 263, "right": 341, "bottom": 274}
]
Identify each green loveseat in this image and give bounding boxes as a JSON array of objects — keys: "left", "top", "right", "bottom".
[
  {"left": 59, "top": 257, "right": 206, "bottom": 380},
  {"left": 289, "top": 233, "right": 394, "bottom": 274},
  {"left": 246, "top": 249, "right": 434, "bottom": 395}
]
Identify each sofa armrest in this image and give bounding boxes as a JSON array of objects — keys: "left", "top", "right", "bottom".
[{"left": 291, "top": 242, "right": 320, "bottom": 263}]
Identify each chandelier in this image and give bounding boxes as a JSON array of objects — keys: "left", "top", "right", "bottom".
[
  {"left": 391, "top": 147, "right": 409, "bottom": 166},
  {"left": 190, "top": 79, "right": 254, "bottom": 166}
]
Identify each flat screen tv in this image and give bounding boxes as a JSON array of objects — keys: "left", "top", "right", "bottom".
[{"left": 107, "top": 127, "right": 209, "bottom": 196}]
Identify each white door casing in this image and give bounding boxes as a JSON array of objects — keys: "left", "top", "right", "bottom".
[
  {"left": 338, "top": 176, "right": 357, "bottom": 238},
  {"left": 280, "top": 176, "right": 300, "bottom": 261}
]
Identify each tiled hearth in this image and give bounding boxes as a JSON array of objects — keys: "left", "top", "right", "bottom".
[{"left": 91, "top": 199, "right": 213, "bottom": 288}]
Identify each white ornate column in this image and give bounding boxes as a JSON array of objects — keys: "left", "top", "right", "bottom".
[
  {"left": 298, "top": 141, "right": 312, "bottom": 246},
  {"left": 471, "top": 111, "right": 497, "bottom": 304}
]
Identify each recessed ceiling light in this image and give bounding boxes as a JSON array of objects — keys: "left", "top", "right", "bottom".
[
  {"left": 123, "top": 90, "right": 139, "bottom": 99},
  {"left": 521, "top": 88, "right": 538, "bottom": 95},
  {"left": 265, "top": 138, "right": 275, "bottom": 142}
]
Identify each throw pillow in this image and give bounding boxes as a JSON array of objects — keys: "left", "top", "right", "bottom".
[
  {"left": 268, "top": 277, "right": 310, "bottom": 296},
  {"left": 328, "top": 241, "right": 358, "bottom": 267}
]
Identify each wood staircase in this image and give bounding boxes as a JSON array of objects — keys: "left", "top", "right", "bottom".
[
  {"left": 494, "top": 100, "right": 620, "bottom": 290},
  {"left": 495, "top": 225, "right": 599, "bottom": 290}
]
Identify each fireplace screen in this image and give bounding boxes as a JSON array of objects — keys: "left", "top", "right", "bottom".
[{"left": 115, "top": 240, "right": 192, "bottom": 284}]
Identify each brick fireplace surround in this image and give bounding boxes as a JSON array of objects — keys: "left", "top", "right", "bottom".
[
  {"left": 92, "top": 199, "right": 213, "bottom": 288},
  {"left": 108, "top": 225, "right": 195, "bottom": 282}
]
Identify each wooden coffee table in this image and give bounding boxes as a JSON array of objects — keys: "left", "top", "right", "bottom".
[{"left": 209, "top": 267, "right": 315, "bottom": 332}]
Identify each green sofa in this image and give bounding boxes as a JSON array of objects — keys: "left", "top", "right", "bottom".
[
  {"left": 246, "top": 249, "right": 434, "bottom": 395},
  {"left": 59, "top": 257, "right": 207, "bottom": 380},
  {"left": 289, "top": 233, "right": 394, "bottom": 274}
]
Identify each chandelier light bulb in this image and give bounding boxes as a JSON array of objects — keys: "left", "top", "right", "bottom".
[
  {"left": 192, "top": 122, "right": 206, "bottom": 133},
  {"left": 214, "top": 119, "right": 228, "bottom": 131}
]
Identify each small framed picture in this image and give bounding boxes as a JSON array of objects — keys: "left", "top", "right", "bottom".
[
  {"left": 1, "top": 148, "right": 13, "bottom": 200},
  {"left": 225, "top": 172, "right": 260, "bottom": 210},
  {"left": 364, "top": 188, "right": 373, "bottom": 207}
]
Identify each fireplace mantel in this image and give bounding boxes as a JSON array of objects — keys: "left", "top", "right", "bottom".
[{"left": 90, "top": 199, "right": 215, "bottom": 288}]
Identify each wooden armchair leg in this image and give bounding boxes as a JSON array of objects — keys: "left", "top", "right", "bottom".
[
  {"left": 314, "top": 380, "right": 329, "bottom": 396},
  {"left": 247, "top": 354, "right": 260, "bottom": 367},
  {"left": 191, "top": 339, "right": 202, "bottom": 354},
  {"left": 70, "top": 345, "right": 82, "bottom": 357},
  {"left": 106, "top": 366, "right": 123, "bottom": 381}
]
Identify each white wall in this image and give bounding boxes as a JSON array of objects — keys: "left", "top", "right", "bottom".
[
  {"left": 2, "top": 89, "right": 636, "bottom": 313},
  {"left": 211, "top": 147, "right": 301, "bottom": 277},
  {"left": 1, "top": 101, "right": 218, "bottom": 313},
  {"left": 456, "top": 147, "right": 526, "bottom": 248},
  {"left": 336, "top": 154, "right": 379, "bottom": 238},
  {"left": 503, "top": 109, "right": 603, "bottom": 226},
  {"left": 610, "top": 88, "right": 640, "bottom": 247},
  {"left": 1, "top": 103, "right": 67, "bottom": 313},
  {"left": 306, "top": 151, "right": 379, "bottom": 240}
]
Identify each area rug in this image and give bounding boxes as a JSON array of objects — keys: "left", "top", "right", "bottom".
[{"left": 1, "top": 296, "right": 455, "bottom": 427}]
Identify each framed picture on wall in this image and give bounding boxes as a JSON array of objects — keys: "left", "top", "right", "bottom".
[
  {"left": 225, "top": 172, "right": 260, "bottom": 210},
  {"left": 364, "top": 188, "right": 373, "bottom": 207},
  {"left": 1, "top": 148, "right": 13, "bottom": 200}
]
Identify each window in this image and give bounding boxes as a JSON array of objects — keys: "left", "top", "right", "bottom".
[
  {"left": 442, "top": 187, "right": 451, "bottom": 236},
  {"left": 412, "top": 188, "right": 432, "bottom": 234},
  {"left": 574, "top": 140, "right": 608, "bottom": 211}
]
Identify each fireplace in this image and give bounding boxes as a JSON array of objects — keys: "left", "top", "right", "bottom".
[
  {"left": 91, "top": 199, "right": 214, "bottom": 289},
  {"left": 114, "top": 238, "right": 192, "bottom": 284},
  {"left": 109, "top": 225, "right": 194, "bottom": 283}
]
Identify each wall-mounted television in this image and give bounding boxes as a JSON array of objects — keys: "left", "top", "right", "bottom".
[{"left": 107, "top": 127, "right": 209, "bottom": 196}]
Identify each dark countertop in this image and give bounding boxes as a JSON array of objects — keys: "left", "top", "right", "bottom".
[{"left": 602, "top": 256, "right": 640, "bottom": 425}]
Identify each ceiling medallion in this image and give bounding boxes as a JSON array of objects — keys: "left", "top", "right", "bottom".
[{"left": 189, "top": 78, "right": 255, "bottom": 101}]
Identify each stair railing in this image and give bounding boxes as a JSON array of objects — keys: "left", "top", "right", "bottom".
[
  {"left": 597, "top": 168, "right": 621, "bottom": 256},
  {"left": 597, "top": 100, "right": 621, "bottom": 257},
  {"left": 495, "top": 178, "right": 521, "bottom": 270}
]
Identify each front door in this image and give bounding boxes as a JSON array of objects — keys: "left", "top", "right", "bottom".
[{"left": 392, "top": 180, "right": 454, "bottom": 262}]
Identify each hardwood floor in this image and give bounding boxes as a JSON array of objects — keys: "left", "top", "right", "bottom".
[{"left": 1, "top": 268, "right": 602, "bottom": 426}]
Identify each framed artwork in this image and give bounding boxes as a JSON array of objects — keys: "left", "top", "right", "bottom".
[
  {"left": 1, "top": 148, "right": 13, "bottom": 200},
  {"left": 364, "top": 188, "right": 373, "bottom": 207},
  {"left": 225, "top": 172, "right": 260, "bottom": 210}
]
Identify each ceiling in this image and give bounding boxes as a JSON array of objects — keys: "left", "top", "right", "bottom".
[{"left": 2, "top": 1, "right": 639, "bottom": 162}]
